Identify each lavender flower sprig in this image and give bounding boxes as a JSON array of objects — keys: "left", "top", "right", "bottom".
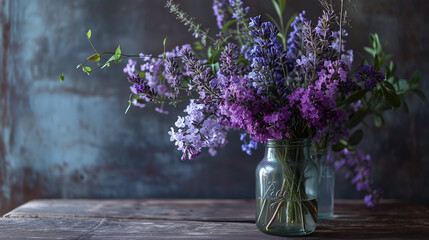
[{"left": 166, "top": 0, "right": 212, "bottom": 46}]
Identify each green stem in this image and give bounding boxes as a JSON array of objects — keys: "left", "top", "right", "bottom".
[
  {"left": 99, "top": 51, "right": 140, "bottom": 58},
  {"left": 338, "top": 0, "right": 344, "bottom": 59},
  {"left": 87, "top": 38, "right": 98, "bottom": 55}
]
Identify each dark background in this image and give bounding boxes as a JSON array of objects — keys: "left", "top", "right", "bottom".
[{"left": 0, "top": 0, "right": 428, "bottom": 214}]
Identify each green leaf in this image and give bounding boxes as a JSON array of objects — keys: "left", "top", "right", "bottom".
[
  {"left": 364, "top": 47, "right": 376, "bottom": 57},
  {"left": 194, "top": 41, "right": 204, "bottom": 51},
  {"left": 382, "top": 81, "right": 396, "bottom": 93},
  {"left": 59, "top": 73, "right": 64, "bottom": 82},
  {"left": 348, "top": 109, "right": 367, "bottom": 128},
  {"left": 386, "top": 76, "right": 395, "bottom": 84},
  {"left": 272, "top": 0, "right": 283, "bottom": 19},
  {"left": 346, "top": 89, "right": 368, "bottom": 104},
  {"left": 209, "top": 45, "right": 221, "bottom": 64},
  {"left": 138, "top": 71, "right": 146, "bottom": 78},
  {"left": 114, "top": 45, "right": 121, "bottom": 61},
  {"left": 374, "top": 55, "right": 380, "bottom": 70},
  {"left": 369, "top": 33, "right": 375, "bottom": 45},
  {"left": 346, "top": 145, "right": 356, "bottom": 151},
  {"left": 266, "top": 14, "right": 281, "bottom": 33},
  {"left": 381, "top": 83, "right": 400, "bottom": 107},
  {"left": 207, "top": 46, "right": 212, "bottom": 59},
  {"left": 279, "top": 0, "right": 286, "bottom": 13},
  {"left": 277, "top": 33, "right": 286, "bottom": 46},
  {"left": 384, "top": 53, "right": 393, "bottom": 62},
  {"left": 348, "top": 129, "right": 363, "bottom": 146},
  {"left": 221, "top": 19, "right": 237, "bottom": 33},
  {"left": 125, "top": 100, "right": 132, "bottom": 114},
  {"left": 413, "top": 89, "right": 427, "bottom": 102},
  {"left": 374, "top": 114, "right": 384, "bottom": 127},
  {"left": 87, "top": 53, "right": 100, "bottom": 62},
  {"left": 332, "top": 139, "right": 347, "bottom": 152},
  {"left": 162, "top": 37, "right": 167, "bottom": 60},
  {"left": 83, "top": 66, "right": 91, "bottom": 73},
  {"left": 410, "top": 71, "right": 421, "bottom": 87},
  {"left": 87, "top": 29, "right": 92, "bottom": 39},
  {"left": 397, "top": 79, "right": 409, "bottom": 92},
  {"left": 372, "top": 33, "right": 381, "bottom": 51},
  {"left": 101, "top": 55, "right": 115, "bottom": 69},
  {"left": 285, "top": 13, "right": 297, "bottom": 34},
  {"left": 389, "top": 61, "right": 396, "bottom": 73},
  {"left": 136, "top": 98, "right": 146, "bottom": 104},
  {"left": 211, "top": 62, "right": 220, "bottom": 74}
]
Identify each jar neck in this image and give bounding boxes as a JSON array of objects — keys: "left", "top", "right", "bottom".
[{"left": 264, "top": 138, "right": 312, "bottom": 162}]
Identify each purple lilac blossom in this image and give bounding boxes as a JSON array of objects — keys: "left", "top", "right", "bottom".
[
  {"left": 289, "top": 86, "right": 341, "bottom": 130},
  {"left": 217, "top": 74, "right": 292, "bottom": 143},
  {"left": 289, "top": 60, "right": 349, "bottom": 130},
  {"left": 168, "top": 101, "right": 228, "bottom": 160},
  {"left": 123, "top": 59, "right": 137, "bottom": 77}
]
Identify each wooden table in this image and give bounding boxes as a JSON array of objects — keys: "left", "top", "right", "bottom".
[{"left": 1, "top": 199, "right": 428, "bottom": 239}]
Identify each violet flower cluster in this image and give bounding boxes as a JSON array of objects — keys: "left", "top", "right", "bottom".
[
  {"left": 356, "top": 64, "right": 385, "bottom": 90},
  {"left": 168, "top": 101, "right": 228, "bottom": 161},
  {"left": 123, "top": 44, "right": 191, "bottom": 113},
  {"left": 332, "top": 149, "right": 384, "bottom": 207}
]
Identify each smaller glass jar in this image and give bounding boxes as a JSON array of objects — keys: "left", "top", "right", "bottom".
[
  {"left": 255, "top": 139, "right": 319, "bottom": 236},
  {"left": 313, "top": 149, "right": 335, "bottom": 219}
]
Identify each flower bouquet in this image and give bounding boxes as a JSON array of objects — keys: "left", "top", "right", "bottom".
[{"left": 64, "top": 0, "right": 426, "bottom": 236}]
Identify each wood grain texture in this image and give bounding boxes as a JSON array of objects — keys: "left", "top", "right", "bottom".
[
  {"left": 2, "top": 199, "right": 429, "bottom": 239},
  {"left": 4, "top": 199, "right": 255, "bottom": 222},
  {"left": 0, "top": 217, "right": 307, "bottom": 240}
]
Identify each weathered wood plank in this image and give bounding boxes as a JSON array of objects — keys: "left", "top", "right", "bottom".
[
  {"left": 5, "top": 199, "right": 429, "bottom": 221},
  {"left": 0, "top": 216, "right": 428, "bottom": 239},
  {"left": 0, "top": 217, "right": 288, "bottom": 240},
  {"left": 4, "top": 199, "right": 255, "bottom": 222},
  {"left": 2, "top": 199, "right": 429, "bottom": 239}
]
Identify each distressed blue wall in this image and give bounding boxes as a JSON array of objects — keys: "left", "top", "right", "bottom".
[{"left": 0, "top": 0, "right": 428, "bottom": 214}]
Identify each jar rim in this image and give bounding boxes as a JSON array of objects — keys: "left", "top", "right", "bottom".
[{"left": 267, "top": 138, "right": 311, "bottom": 148}]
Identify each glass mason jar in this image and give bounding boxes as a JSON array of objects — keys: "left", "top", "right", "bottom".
[
  {"left": 256, "top": 139, "right": 319, "bottom": 236},
  {"left": 313, "top": 149, "right": 335, "bottom": 219}
]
